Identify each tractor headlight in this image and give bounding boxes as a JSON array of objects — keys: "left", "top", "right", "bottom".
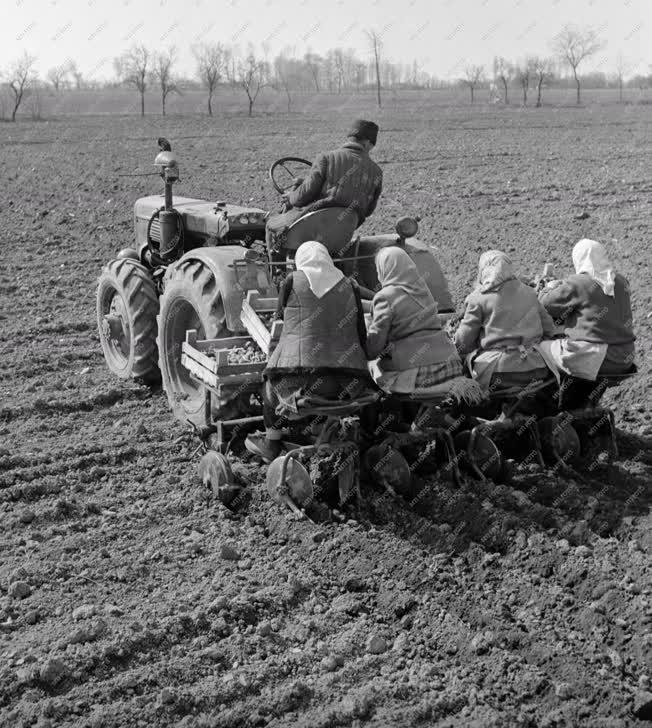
[{"left": 396, "top": 216, "right": 419, "bottom": 239}]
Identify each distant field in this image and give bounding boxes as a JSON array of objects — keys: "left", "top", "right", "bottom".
[{"left": 5, "top": 84, "right": 652, "bottom": 120}]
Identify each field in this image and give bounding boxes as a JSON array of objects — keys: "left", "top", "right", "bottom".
[{"left": 1, "top": 96, "right": 652, "bottom": 727}]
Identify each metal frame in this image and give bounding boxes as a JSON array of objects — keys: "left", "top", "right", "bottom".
[
  {"left": 378, "top": 426, "right": 462, "bottom": 488},
  {"left": 272, "top": 419, "right": 362, "bottom": 518},
  {"left": 467, "top": 413, "right": 545, "bottom": 481},
  {"left": 562, "top": 406, "right": 619, "bottom": 462},
  {"left": 387, "top": 392, "right": 469, "bottom": 486}
]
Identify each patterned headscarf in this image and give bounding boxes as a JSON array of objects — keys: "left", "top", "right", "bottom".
[
  {"left": 375, "top": 247, "right": 436, "bottom": 311},
  {"left": 572, "top": 238, "right": 616, "bottom": 297},
  {"left": 295, "top": 241, "right": 344, "bottom": 299},
  {"left": 476, "top": 250, "right": 517, "bottom": 293}
]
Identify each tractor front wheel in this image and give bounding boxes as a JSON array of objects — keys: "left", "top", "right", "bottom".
[
  {"left": 157, "top": 258, "right": 229, "bottom": 428},
  {"left": 96, "top": 258, "right": 159, "bottom": 382}
]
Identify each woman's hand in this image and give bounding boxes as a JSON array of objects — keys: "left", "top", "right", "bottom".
[{"left": 544, "top": 279, "right": 563, "bottom": 290}]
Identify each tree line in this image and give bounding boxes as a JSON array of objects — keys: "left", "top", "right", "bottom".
[{"left": 2, "top": 24, "right": 650, "bottom": 120}]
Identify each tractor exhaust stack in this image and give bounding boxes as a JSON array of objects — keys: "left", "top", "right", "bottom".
[{"left": 153, "top": 145, "right": 181, "bottom": 259}]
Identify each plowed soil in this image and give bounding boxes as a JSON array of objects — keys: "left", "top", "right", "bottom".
[{"left": 1, "top": 103, "right": 651, "bottom": 728}]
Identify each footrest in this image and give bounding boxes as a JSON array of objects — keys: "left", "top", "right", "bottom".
[{"left": 390, "top": 392, "right": 453, "bottom": 406}]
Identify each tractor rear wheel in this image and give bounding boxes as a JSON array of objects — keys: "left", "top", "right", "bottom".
[
  {"left": 157, "top": 258, "right": 229, "bottom": 427},
  {"left": 97, "top": 258, "right": 159, "bottom": 382}
]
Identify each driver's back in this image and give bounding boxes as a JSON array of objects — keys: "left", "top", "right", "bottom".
[{"left": 287, "top": 141, "right": 383, "bottom": 226}]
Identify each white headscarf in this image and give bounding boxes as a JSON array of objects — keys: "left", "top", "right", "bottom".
[
  {"left": 375, "top": 247, "right": 435, "bottom": 311},
  {"left": 476, "top": 250, "right": 517, "bottom": 294},
  {"left": 572, "top": 239, "right": 616, "bottom": 297},
  {"left": 294, "top": 241, "right": 344, "bottom": 299}
]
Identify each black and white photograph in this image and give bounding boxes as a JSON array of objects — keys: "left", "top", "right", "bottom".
[{"left": 1, "top": 0, "right": 651, "bottom": 725}]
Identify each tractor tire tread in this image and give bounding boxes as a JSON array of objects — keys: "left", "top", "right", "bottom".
[
  {"left": 157, "top": 259, "right": 227, "bottom": 427},
  {"left": 97, "top": 259, "right": 159, "bottom": 381}
]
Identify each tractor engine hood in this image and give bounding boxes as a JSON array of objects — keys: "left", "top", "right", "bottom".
[{"left": 134, "top": 195, "right": 267, "bottom": 242}]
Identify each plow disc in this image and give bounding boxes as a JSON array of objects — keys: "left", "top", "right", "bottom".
[
  {"left": 199, "top": 451, "right": 234, "bottom": 492},
  {"left": 364, "top": 444, "right": 412, "bottom": 497},
  {"left": 454, "top": 430, "right": 503, "bottom": 481},
  {"left": 198, "top": 450, "right": 247, "bottom": 508},
  {"left": 266, "top": 456, "right": 314, "bottom": 518},
  {"left": 538, "top": 417, "right": 581, "bottom": 466}
]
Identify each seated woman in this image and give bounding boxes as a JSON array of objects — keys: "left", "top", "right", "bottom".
[
  {"left": 366, "top": 247, "right": 477, "bottom": 402},
  {"left": 245, "top": 241, "right": 371, "bottom": 462},
  {"left": 454, "top": 250, "right": 556, "bottom": 390},
  {"left": 538, "top": 239, "right": 635, "bottom": 390}
]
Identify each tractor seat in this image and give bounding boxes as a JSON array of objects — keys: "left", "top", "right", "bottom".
[
  {"left": 390, "top": 391, "right": 455, "bottom": 407},
  {"left": 284, "top": 207, "right": 358, "bottom": 255},
  {"left": 600, "top": 364, "right": 638, "bottom": 387},
  {"left": 487, "top": 376, "right": 557, "bottom": 402},
  {"left": 557, "top": 365, "right": 637, "bottom": 411}
]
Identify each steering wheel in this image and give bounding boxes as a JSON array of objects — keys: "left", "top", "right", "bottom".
[{"left": 269, "top": 156, "right": 312, "bottom": 195}]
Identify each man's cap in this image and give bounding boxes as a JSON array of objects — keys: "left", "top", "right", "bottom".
[{"left": 348, "top": 119, "right": 379, "bottom": 145}]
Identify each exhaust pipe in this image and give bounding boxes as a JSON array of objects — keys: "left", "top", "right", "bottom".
[{"left": 153, "top": 146, "right": 181, "bottom": 259}]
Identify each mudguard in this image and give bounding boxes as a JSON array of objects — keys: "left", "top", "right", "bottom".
[
  {"left": 166, "top": 246, "right": 256, "bottom": 333},
  {"left": 354, "top": 236, "right": 454, "bottom": 312}
]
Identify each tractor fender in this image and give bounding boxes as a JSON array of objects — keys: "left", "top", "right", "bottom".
[
  {"left": 168, "top": 246, "right": 250, "bottom": 333},
  {"left": 407, "top": 240, "right": 455, "bottom": 312},
  {"left": 354, "top": 236, "right": 455, "bottom": 312}
]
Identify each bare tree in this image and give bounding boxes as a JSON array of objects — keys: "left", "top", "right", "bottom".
[
  {"left": 515, "top": 62, "right": 530, "bottom": 105},
  {"left": 223, "top": 47, "right": 235, "bottom": 93},
  {"left": 614, "top": 52, "right": 629, "bottom": 103},
  {"left": 27, "top": 83, "right": 43, "bottom": 120},
  {"left": 66, "top": 60, "right": 83, "bottom": 90},
  {"left": 152, "top": 48, "right": 178, "bottom": 116},
  {"left": 274, "top": 54, "right": 301, "bottom": 112},
  {"left": 366, "top": 30, "right": 382, "bottom": 107},
  {"left": 462, "top": 65, "right": 484, "bottom": 103},
  {"left": 354, "top": 61, "right": 366, "bottom": 93},
  {"left": 114, "top": 45, "right": 149, "bottom": 116},
  {"left": 193, "top": 42, "right": 225, "bottom": 115},
  {"left": 552, "top": 25, "right": 604, "bottom": 104},
  {"left": 493, "top": 56, "right": 512, "bottom": 103},
  {"left": 47, "top": 64, "right": 68, "bottom": 92},
  {"left": 6, "top": 53, "right": 36, "bottom": 121},
  {"left": 529, "top": 56, "right": 554, "bottom": 107},
  {"left": 237, "top": 53, "right": 268, "bottom": 116},
  {"left": 411, "top": 59, "right": 420, "bottom": 87},
  {"left": 323, "top": 52, "right": 335, "bottom": 93},
  {"left": 304, "top": 52, "right": 321, "bottom": 92},
  {"left": 333, "top": 49, "right": 345, "bottom": 93}
]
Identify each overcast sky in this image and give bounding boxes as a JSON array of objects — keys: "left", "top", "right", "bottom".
[{"left": 4, "top": 0, "right": 651, "bottom": 81}]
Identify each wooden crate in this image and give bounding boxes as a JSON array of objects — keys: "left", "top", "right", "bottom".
[
  {"left": 181, "top": 329, "right": 266, "bottom": 391},
  {"left": 240, "top": 290, "right": 283, "bottom": 354}
]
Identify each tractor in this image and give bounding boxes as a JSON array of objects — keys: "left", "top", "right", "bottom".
[
  {"left": 96, "top": 139, "right": 453, "bottom": 435},
  {"left": 97, "top": 140, "right": 635, "bottom": 516}
]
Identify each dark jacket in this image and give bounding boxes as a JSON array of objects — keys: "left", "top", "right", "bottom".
[
  {"left": 539, "top": 272, "right": 635, "bottom": 368},
  {"left": 287, "top": 142, "right": 383, "bottom": 225},
  {"left": 366, "top": 288, "right": 460, "bottom": 372},
  {"left": 265, "top": 271, "right": 369, "bottom": 377},
  {"left": 539, "top": 273, "right": 635, "bottom": 344}
]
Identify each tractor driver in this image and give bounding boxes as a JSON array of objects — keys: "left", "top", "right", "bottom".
[{"left": 265, "top": 119, "right": 383, "bottom": 255}]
